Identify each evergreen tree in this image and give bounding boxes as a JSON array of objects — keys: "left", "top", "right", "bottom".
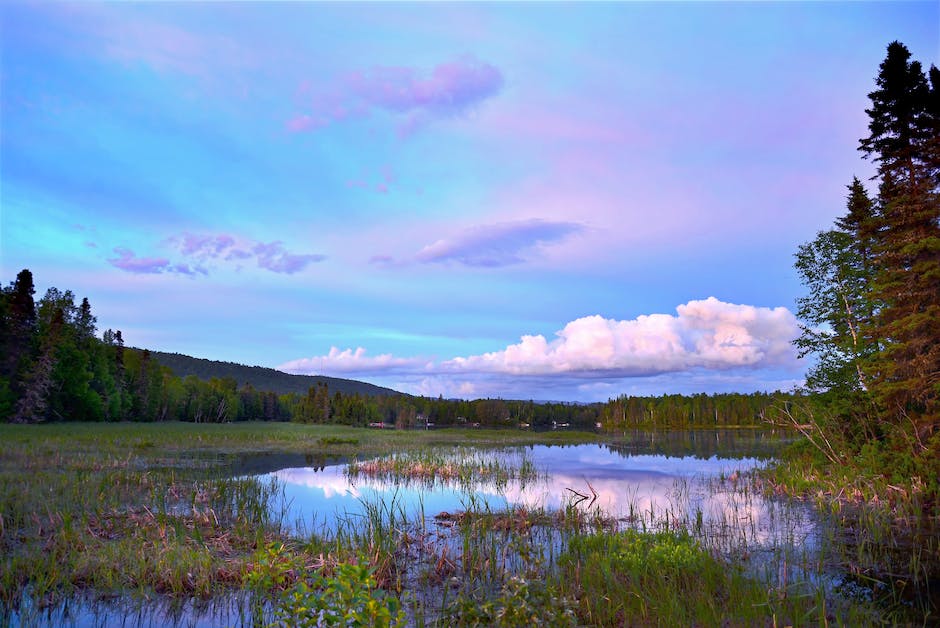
[
  {"left": 860, "top": 42, "right": 940, "bottom": 424},
  {"left": 76, "top": 297, "right": 96, "bottom": 343},
  {"left": 12, "top": 307, "right": 64, "bottom": 423},
  {"left": 7, "top": 269, "right": 37, "bottom": 332},
  {"left": 1, "top": 270, "right": 37, "bottom": 415}
]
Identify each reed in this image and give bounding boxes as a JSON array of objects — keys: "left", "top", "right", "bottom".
[
  {"left": 1, "top": 422, "right": 931, "bottom": 625},
  {"left": 346, "top": 447, "right": 543, "bottom": 490}
]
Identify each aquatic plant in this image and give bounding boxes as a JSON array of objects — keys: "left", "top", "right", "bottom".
[
  {"left": 0, "top": 422, "right": 928, "bottom": 625},
  {"left": 346, "top": 446, "right": 543, "bottom": 490},
  {"left": 247, "top": 543, "right": 405, "bottom": 627}
]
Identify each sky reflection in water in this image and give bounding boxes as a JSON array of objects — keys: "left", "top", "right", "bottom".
[{"left": 260, "top": 444, "right": 794, "bottom": 544}]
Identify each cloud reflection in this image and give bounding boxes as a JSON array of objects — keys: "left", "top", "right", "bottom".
[{"left": 260, "top": 444, "right": 814, "bottom": 547}]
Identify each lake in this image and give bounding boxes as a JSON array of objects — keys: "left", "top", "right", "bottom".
[
  {"left": 241, "top": 429, "right": 828, "bottom": 625},
  {"left": 258, "top": 437, "right": 815, "bottom": 556},
  {"left": 9, "top": 427, "right": 898, "bottom": 627}
]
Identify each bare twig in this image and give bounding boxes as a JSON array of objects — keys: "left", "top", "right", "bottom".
[{"left": 765, "top": 402, "right": 846, "bottom": 466}]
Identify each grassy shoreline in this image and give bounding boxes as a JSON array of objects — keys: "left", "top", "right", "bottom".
[
  {"left": 0, "top": 421, "right": 926, "bottom": 625},
  {"left": 760, "top": 440, "right": 940, "bottom": 621}
]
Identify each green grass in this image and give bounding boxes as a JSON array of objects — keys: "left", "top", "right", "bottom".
[
  {"left": 0, "top": 421, "right": 599, "bottom": 465},
  {"left": 763, "top": 440, "right": 940, "bottom": 622},
  {"left": 346, "top": 446, "right": 543, "bottom": 490},
  {"left": 0, "top": 421, "right": 921, "bottom": 625},
  {"left": 558, "top": 529, "right": 787, "bottom": 625},
  {"left": 0, "top": 422, "right": 594, "bottom": 622}
]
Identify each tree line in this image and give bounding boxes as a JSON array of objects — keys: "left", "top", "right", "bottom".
[
  {"left": 1, "top": 272, "right": 794, "bottom": 428},
  {"left": 599, "top": 392, "right": 788, "bottom": 430},
  {"left": 148, "top": 350, "right": 397, "bottom": 397}
]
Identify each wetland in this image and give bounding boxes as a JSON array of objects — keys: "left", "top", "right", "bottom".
[{"left": 0, "top": 422, "right": 935, "bottom": 626}]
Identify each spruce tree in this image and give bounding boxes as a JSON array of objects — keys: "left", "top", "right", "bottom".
[
  {"left": 1, "top": 270, "right": 37, "bottom": 393},
  {"left": 859, "top": 42, "right": 940, "bottom": 426}
]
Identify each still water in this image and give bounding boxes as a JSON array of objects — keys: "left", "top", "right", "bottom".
[
  {"left": 14, "top": 429, "right": 818, "bottom": 627},
  {"left": 257, "top": 430, "right": 813, "bottom": 552}
]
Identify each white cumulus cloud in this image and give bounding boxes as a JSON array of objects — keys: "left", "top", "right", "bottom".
[
  {"left": 445, "top": 297, "right": 798, "bottom": 377},
  {"left": 277, "top": 298, "right": 801, "bottom": 398},
  {"left": 278, "top": 347, "right": 431, "bottom": 375}
]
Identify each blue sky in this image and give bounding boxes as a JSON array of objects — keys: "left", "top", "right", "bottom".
[{"left": 2, "top": 2, "right": 937, "bottom": 401}]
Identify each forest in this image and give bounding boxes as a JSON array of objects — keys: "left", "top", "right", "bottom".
[
  {"left": 0, "top": 269, "right": 791, "bottom": 430},
  {"left": 785, "top": 41, "right": 939, "bottom": 494}
]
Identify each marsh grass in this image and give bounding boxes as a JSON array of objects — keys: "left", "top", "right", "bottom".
[
  {"left": 346, "top": 446, "right": 543, "bottom": 491},
  {"left": 0, "top": 422, "right": 926, "bottom": 625},
  {"left": 764, "top": 446, "right": 940, "bottom": 621},
  {"left": 411, "top": 490, "right": 876, "bottom": 627}
]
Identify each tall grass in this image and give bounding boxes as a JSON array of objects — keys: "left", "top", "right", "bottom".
[
  {"left": 346, "top": 446, "right": 543, "bottom": 491},
  {"left": 1, "top": 422, "right": 930, "bottom": 625}
]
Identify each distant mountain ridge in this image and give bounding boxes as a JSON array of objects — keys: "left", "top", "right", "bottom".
[{"left": 147, "top": 350, "right": 403, "bottom": 397}]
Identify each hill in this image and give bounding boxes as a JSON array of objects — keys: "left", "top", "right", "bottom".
[{"left": 147, "top": 350, "right": 403, "bottom": 397}]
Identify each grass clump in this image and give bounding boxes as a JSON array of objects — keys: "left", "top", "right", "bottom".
[
  {"left": 763, "top": 433, "right": 940, "bottom": 619},
  {"left": 346, "top": 446, "right": 542, "bottom": 490},
  {"left": 318, "top": 436, "right": 360, "bottom": 447},
  {"left": 556, "top": 529, "right": 831, "bottom": 627},
  {"left": 444, "top": 574, "right": 576, "bottom": 627},
  {"left": 246, "top": 543, "right": 404, "bottom": 627}
]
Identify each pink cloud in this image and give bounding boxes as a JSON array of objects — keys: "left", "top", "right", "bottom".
[
  {"left": 226, "top": 249, "right": 252, "bottom": 261},
  {"left": 414, "top": 219, "right": 585, "bottom": 267},
  {"left": 279, "top": 347, "right": 430, "bottom": 375},
  {"left": 113, "top": 232, "right": 326, "bottom": 277},
  {"left": 171, "top": 263, "right": 208, "bottom": 277},
  {"left": 172, "top": 232, "right": 326, "bottom": 274},
  {"left": 108, "top": 247, "right": 170, "bottom": 274},
  {"left": 349, "top": 56, "right": 502, "bottom": 114},
  {"left": 286, "top": 114, "right": 327, "bottom": 133},
  {"left": 178, "top": 233, "right": 237, "bottom": 258},
  {"left": 288, "top": 56, "right": 503, "bottom": 135},
  {"left": 253, "top": 241, "right": 326, "bottom": 274}
]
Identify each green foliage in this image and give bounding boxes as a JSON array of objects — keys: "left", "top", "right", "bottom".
[
  {"left": 445, "top": 574, "right": 576, "bottom": 627},
  {"left": 556, "top": 529, "right": 768, "bottom": 625},
  {"left": 792, "top": 40, "right": 939, "bottom": 466},
  {"left": 794, "top": 229, "right": 871, "bottom": 393},
  {"left": 248, "top": 544, "right": 405, "bottom": 628},
  {"left": 600, "top": 390, "right": 787, "bottom": 429},
  {"left": 319, "top": 437, "right": 359, "bottom": 446},
  {"left": 245, "top": 542, "right": 302, "bottom": 592},
  {"left": 562, "top": 529, "right": 709, "bottom": 583}
]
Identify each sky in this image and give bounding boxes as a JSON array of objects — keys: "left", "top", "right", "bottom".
[{"left": 1, "top": 2, "right": 937, "bottom": 402}]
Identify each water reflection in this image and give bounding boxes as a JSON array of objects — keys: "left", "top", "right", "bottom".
[
  {"left": 260, "top": 442, "right": 812, "bottom": 549},
  {"left": 608, "top": 428, "right": 795, "bottom": 459}
]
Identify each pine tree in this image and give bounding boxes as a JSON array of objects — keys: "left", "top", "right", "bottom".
[
  {"left": 12, "top": 307, "right": 64, "bottom": 423},
  {"left": 859, "top": 42, "right": 940, "bottom": 426},
  {"left": 76, "top": 297, "right": 97, "bottom": 343},
  {"left": 1, "top": 270, "right": 37, "bottom": 400}
]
